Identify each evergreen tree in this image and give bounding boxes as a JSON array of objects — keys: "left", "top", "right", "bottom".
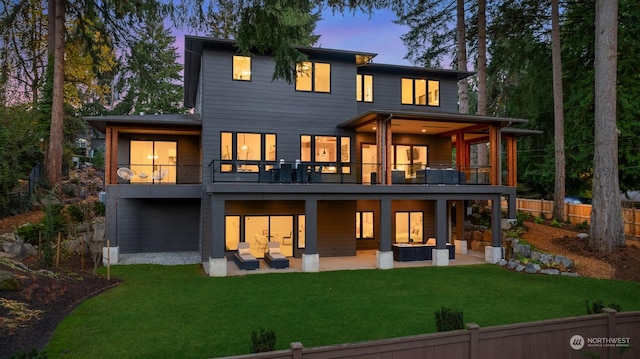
[{"left": 113, "top": 18, "right": 184, "bottom": 115}]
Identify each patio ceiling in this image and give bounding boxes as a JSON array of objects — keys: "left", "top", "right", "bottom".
[{"left": 339, "top": 110, "right": 531, "bottom": 141}]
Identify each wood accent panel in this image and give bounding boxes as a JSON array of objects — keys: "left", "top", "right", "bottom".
[
  {"left": 489, "top": 125, "right": 501, "bottom": 185},
  {"left": 506, "top": 135, "right": 517, "bottom": 186}
]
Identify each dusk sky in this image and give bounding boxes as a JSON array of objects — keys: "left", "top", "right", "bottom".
[
  {"left": 173, "top": 8, "right": 413, "bottom": 67},
  {"left": 314, "top": 8, "right": 411, "bottom": 65}
]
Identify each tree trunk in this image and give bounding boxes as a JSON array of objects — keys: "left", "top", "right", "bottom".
[
  {"left": 590, "top": 0, "right": 624, "bottom": 252},
  {"left": 46, "top": 0, "right": 65, "bottom": 186},
  {"left": 551, "top": 0, "right": 566, "bottom": 221},
  {"left": 456, "top": 0, "right": 469, "bottom": 115},
  {"left": 476, "top": 0, "right": 489, "bottom": 178}
]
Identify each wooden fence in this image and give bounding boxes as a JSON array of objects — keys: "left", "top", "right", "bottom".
[
  {"left": 217, "top": 310, "right": 639, "bottom": 359},
  {"left": 504, "top": 198, "right": 640, "bottom": 238}
]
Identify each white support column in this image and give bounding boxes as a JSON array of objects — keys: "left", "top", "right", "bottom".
[
  {"left": 432, "top": 248, "right": 450, "bottom": 266},
  {"left": 484, "top": 246, "right": 503, "bottom": 264},
  {"left": 208, "top": 257, "right": 227, "bottom": 277},
  {"left": 302, "top": 253, "right": 320, "bottom": 272},
  {"left": 376, "top": 251, "right": 394, "bottom": 269}
]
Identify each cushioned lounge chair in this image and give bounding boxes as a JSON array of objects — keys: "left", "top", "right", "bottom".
[
  {"left": 264, "top": 242, "right": 289, "bottom": 269},
  {"left": 233, "top": 242, "right": 259, "bottom": 270}
]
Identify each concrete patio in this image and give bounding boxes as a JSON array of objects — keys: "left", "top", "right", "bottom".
[{"left": 115, "top": 249, "right": 487, "bottom": 276}]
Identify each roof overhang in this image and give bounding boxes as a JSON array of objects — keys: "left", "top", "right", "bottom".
[
  {"left": 338, "top": 110, "right": 532, "bottom": 139},
  {"left": 84, "top": 113, "right": 201, "bottom": 133}
]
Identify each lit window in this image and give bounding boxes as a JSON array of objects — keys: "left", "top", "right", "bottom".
[
  {"left": 232, "top": 56, "right": 251, "bottom": 81},
  {"left": 129, "top": 140, "right": 176, "bottom": 183},
  {"left": 401, "top": 78, "right": 440, "bottom": 106},
  {"left": 395, "top": 211, "right": 423, "bottom": 244},
  {"left": 220, "top": 132, "right": 276, "bottom": 173},
  {"left": 315, "top": 63, "right": 331, "bottom": 92},
  {"left": 356, "top": 211, "right": 374, "bottom": 239},
  {"left": 296, "top": 62, "right": 330, "bottom": 92},
  {"left": 428, "top": 80, "right": 439, "bottom": 106},
  {"left": 356, "top": 74, "right": 373, "bottom": 102},
  {"left": 401, "top": 78, "right": 413, "bottom": 104},
  {"left": 296, "top": 62, "right": 312, "bottom": 91},
  {"left": 300, "top": 135, "right": 351, "bottom": 173}
]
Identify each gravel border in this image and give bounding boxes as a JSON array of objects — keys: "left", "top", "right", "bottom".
[{"left": 116, "top": 251, "right": 201, "bottom": 265}]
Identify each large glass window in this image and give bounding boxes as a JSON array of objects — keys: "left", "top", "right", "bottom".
[
  {"left": 220, "top": 132, "right": 276, "bottom": 172},
  {"left": 296, "top": 61, "right": 330, "bottom": 92},
  {"left": 356, "top": 74, "right": 374, "bottom": 102},
  {"left": 244, "top": 215, "right": 294, "bottom": 258},
  {"left": 394, "top": 145, "right": 428, "bottom": 179},
  {"left": 225, "top": 216, "right": 240, "bottom": 251},
  {"left": 360, "top": 144, "right": 428, "bottom": 182},
  {"left": 232, "top": 56, "right": 251, "bottom": 81},
  {"left": 300, "top": 135, "right": 351, "bottom": 173},
  {"left": 395, "top": 211, "right": 423, "bottom": 243},
  {"left": 356, "top": 211, "right": 374, "bottom": 239},
  {"left": 129, "top": 140, "right": 176, "bottom": 183},
  {"left": 401, "top": 78, "right": 440, "bottom": 106}
]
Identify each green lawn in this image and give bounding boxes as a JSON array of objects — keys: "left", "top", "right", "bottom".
[{"left": 45, "top": 264, "right": 640, "bottom": 358}]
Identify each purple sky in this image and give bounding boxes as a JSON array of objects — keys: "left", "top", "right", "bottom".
[
  {"left": 314, "top": 8, "right": 411, "bottom": 65},
  {"left": 173, "top": 8, "right": 412, "bottom": 67}
]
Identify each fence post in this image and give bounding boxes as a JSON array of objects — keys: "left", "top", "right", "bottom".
[
  {"left": 603, "top": 308, "right": 617, "bottom": 359},
  {"left": 291, "top": 342, "right": 303, "bottom": 359},
  {"left": 466, "top": 323, "right": 480, "bottom": 359}
]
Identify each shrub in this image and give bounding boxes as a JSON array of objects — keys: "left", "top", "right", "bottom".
[
  {"left": 93, "top": 200, "right": 105, "bottom": 217},
  {"left": 534, "top": 216, "right": 544, "bottom": 224},
  {"left": 250, "top": 328, "right": 276, "bottom": 353},
  {"left": 515, "top": 211, "right": 530, "bottom": 226},
  {"left": 435, "top": 307, "right": 464, "bottom": 332},
  {"left": 92, "top": 149, "right": 105, "bottom": 169},
  {"left": 66, "top": 204, "right": 84, "bottom": 223},
  {"left": 550, "top": 219, "right": 562, "bottom": 228},
  {"left": 15, "top": 223, "right": 45, "bottom": 245},
  {"left": 5, "top": 347, "right": 48, "bottom": 359},
  {"left": 576, "top": 221, "right": 589, "bottom": 230},
  {"left": 585, "top": 299, "right": 622, "bottom": 314}
]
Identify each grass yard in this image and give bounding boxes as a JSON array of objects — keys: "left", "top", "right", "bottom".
[{"left": 45, "top": 264, "right": 640, "bottom": 358}]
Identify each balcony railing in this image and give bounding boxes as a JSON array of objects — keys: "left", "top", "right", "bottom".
[
  {"left": 208, "top": 160, "right": 492, "bottom": 185},
  {"left": 115, "top": 163, "right": 201, "bottom": 185}
]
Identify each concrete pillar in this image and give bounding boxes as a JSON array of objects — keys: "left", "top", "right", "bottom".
[
  {"left": 208, "top": 257, "right": 227, "bottom": 277},
  {"left": 379, "top": 199, "right": 392, "bottom": 252},
  {"left": 434, "top": 199, "right": 450, "bottom": 265},
  {"left": 211, "top": 196, "right": 225, "bottom": 258},
  {"left": 376, "top": 250, "right": 394, "bottom": 269},
  {"left": 303, "top": 199, "right": 319, "bottom": 272},
  {"left": 485, "top": 196, "right": 503, "bottom": 263}
]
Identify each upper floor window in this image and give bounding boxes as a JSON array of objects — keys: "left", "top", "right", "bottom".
[
  {"left": 221, "top": 132, "right": 276, "bottom": 172},
  {"left": 356, "top": 74, "right": 373, "bottom": 102},
  {"left": 232, "top": 56, "right": 251, "bottom": 81},
  {"left": 401, "top": 78, "right": 440, "bottom": 106},
  {"left": 296, "top": 62, "right": 331, "bottom": 92}
]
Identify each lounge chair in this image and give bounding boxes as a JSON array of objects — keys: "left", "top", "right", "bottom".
[
  {"left": 264, "top": 242, "right": 289, "bottom": 269},
  {"left": 233, "top": 242, "right": 259, "bottom": 270}
]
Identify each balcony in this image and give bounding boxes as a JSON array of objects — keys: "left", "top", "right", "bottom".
[
  {"left": 208, "top": 160, "right": 492, "bottom": 186},
  {"left": 115, "top": 163, "right": 201, "bottom": 185}
]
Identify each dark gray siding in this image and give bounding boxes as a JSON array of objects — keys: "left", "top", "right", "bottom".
[
  {"left": 115, "top": 198, "right": 200, "bottom": 253},
  {"left": 317, "top": 200, "right": 356, "bottom": 256},
  {"left": 199, "top": 48, "right": 360, "bottom": 257},
  {"left": 356, "top": 69, "right": 459, "bottom": 113}
]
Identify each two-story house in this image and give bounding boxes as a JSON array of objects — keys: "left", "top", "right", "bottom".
[{"left": 86, "top": 36, "right": 534, "bottom": 277}]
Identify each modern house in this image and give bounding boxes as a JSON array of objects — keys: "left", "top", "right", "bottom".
[{"left": 86, "top": 36, "right": 534, "bottom": 277}]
